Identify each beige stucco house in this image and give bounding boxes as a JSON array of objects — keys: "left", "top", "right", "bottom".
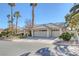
[
  {"left": 31, "top": 23, "right": 65, "bottom": 38},
  {"left": 0, "top": 29, "right": 3, "bottom": 34}
]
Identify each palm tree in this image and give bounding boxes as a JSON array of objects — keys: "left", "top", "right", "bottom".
[
  {"left": 14, "top": 11, "right": 21, "bottom": 34},
  {"left": 8, "top": 3, "right": 15, "bottom": 32},
  {"left": 30, "top": 3, "right": 37, "bottom": 27},
  {"left": 69, "top": 18, "right": 77, "bottom": 30},
  {"left": 65, "top": 13, "right": 78, "bottom": 30},
  {"left": 70, "top": 3, "right": 79, "bottom": 13},
  {"left": 7, "top": 14, "right": 11, "bottom": 31},
  {"left": 65, "top": 3, "right": 79, "bottom": 42},
  {"left": 65, "top": 12, "right": 79, "bottom": 29}
]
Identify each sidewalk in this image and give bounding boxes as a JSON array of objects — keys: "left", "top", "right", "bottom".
[{"left": 12, "top": 38, "right": 58, "bottom": 44}]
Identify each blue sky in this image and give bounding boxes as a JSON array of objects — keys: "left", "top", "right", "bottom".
[{"left": 0, "top": 3, "right": 73, "bottom": 29}]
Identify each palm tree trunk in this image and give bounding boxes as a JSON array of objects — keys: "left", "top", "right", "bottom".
[
  {"left": 16, "top": 17, "right": 18, "bottom": 34},
  {"left": 11, "top": 6, "right": 13, "bottom": 33},
  {"left": 8, "top": 18, "right": 10, "bottom": 29},
  {"left": 32, "top": 5, "right": 34, "bottom": 27}
]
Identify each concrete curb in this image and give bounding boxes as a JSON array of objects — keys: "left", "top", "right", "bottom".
[{"left": 12, "top": 39, "right": 55, "bottom": 44}]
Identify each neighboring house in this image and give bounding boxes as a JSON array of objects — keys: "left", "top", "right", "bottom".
[
  {"left": 31, "top": 23, "right": 65, "bottom": 38},
  {"left": 12, "top": 25, "right": 24, "bottom": 34},
  {"left": 0, "top": 29, "right": 3, "bottom": 33},
  {"left": 11, "top": 22, "right": 66, "bottom": 38}
]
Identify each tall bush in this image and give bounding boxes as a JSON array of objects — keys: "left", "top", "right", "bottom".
[{"left": 59, "top": 32, "right": 72, "bottom": 41}]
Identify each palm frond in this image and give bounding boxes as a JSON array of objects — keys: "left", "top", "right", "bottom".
[{"left": 70, "top": 4, "right": 79, "bottom": 13}]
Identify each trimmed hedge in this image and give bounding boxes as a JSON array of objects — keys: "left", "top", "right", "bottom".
[{"left": 59, "top": 32, "right": 72, "bottom": 41}]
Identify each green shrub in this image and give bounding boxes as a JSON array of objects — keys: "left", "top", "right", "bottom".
[
  {"left": 1, "top": 31, "right": 7, "bottom": 36},
  {"left": 0, "top": 31, "right": 13, "bottom": 37},
  {"left": 59, "top": 32, "right": 72, "bottom": 41},
  {"left": 0, "top": 34, "right": 2, "bottom": 37}
]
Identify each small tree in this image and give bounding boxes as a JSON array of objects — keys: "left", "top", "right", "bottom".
[{"left": 24, "top": 19, "right": 32, "bottom": 36}]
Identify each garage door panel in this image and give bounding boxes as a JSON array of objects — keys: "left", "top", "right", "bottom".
[
  {"left": 52, "top": 31, "right": 60, "bottom": 37},
  {"left": 34, "top": 31, "right": 47, "bottom": 37}
]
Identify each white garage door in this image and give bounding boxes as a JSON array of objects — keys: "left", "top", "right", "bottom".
[
  {"left": 52, "top": 31, "right": 60, "bottom": 37},
  {"left": 34, "top": 31, "right": 47, "bottom": 37}
]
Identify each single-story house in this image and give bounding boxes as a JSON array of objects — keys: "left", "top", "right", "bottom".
[
  {"left": 31, "top": 23, "right": 65, "bottom": 38},
  {"left": 0, "top": 29, "right": 3, "bottom": 34}
]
